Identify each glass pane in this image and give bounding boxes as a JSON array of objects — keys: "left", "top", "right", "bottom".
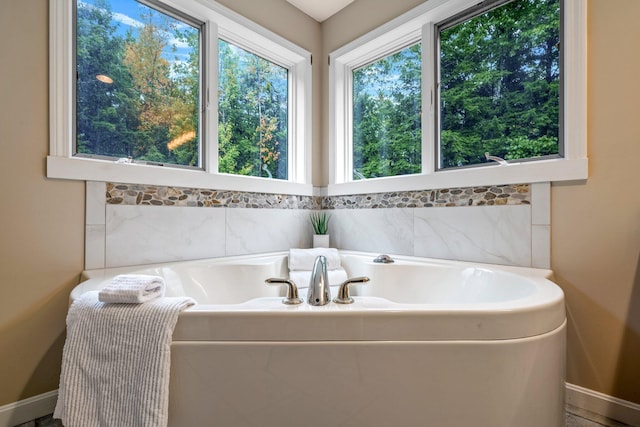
[
  {"left": 439, "top": 0, "right": 560, "bottom": 169},
  {"left": 352, "top": 43, "right": 422, "bottom": 180},
  {"left": 218, "top": 39, "right": 289, "bottom": 180},
  {"left": 76, "top": 0, "right": 200, "bottom": 167}
]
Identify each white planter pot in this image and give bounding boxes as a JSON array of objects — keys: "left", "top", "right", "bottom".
[{"left": 313, "top": 234, "right": 330, "bottom": 248}]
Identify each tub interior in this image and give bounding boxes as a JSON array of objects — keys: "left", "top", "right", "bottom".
[
  {"left": 341, "top": 255, "right": 538, "bottom": 304},
  {"left": 132, "top": 258, "right": 288, "bottom": 304},
  {"left": 109, "top": 253, "right": 542, "bottom": 306}
]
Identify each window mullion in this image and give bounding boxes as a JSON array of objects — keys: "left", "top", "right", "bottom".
[
  {"left": 328, "top": 57, "right": 348, "bottom": 185},
  {"left": 422, "top": 23, "right": 436, "bottom": 175},
  {"left": 289, "top": 57, "right": 312, "bottom": 184},
  {"left": 206, "top": 20, "right": 218, "bottom": 175},
  {"left": 345, "top": 63, "right": 354, "bottom": 183},
  {"left": 288, "top": 66, "right": 296, "bottom": 182}
]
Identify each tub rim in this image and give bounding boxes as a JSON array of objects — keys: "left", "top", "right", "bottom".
[{"left": 72, "top": 250, "right": 565, "bottom": 341}]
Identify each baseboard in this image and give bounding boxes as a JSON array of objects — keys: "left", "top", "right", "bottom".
[
  {"left": 566, "top": 382, "right": 640, "bottom": 426},
  {"left": 0, "top": 390, "right": 58, "bottom": 427}
]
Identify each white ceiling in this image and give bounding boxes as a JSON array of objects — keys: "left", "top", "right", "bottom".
[{"left": 285, "top": 0, "right": 355, "bottom": 22}]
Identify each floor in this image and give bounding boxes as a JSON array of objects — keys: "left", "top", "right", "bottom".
[
  {"left": 566, "top": 405, "right": 634, "bottom": 427},
  {"left": 15, "top": 406, "right": 633, "bottom": 427}
]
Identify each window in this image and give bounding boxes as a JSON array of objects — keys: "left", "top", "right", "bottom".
[
  {"left": 330, "top": 0, "right": 586, "bottom": 195},
  {"left": 49, "top": 0, "right": 312, "bottom": 195},
  {"left": 75, "top": 0, "right": 202, "bottom": 168},
  {"left": 352, "top": 43, "right": 421, "bottom": 180},
  {"left": 438, "top": 0, "right": 560, "bottom": 169},
  {"left": 218, "top": 39, "right": 288, "bottom": 180}
]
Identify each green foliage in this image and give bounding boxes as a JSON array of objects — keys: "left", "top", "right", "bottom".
[
  {"left": 351, "top": 0, "right": 561, "bottom": 175},
  {"left": 217, "top": 39, "right": 288, "bottom": 180},
  {"left": 439, "top": 0, "right": 561, "bottom": 168},
  {"left": 310, "top": 212, "right": 330, "bottom": 235},
  {"left": 76, "top": 0, "right": 199, "bottom": 166},
  {"left": 505, "top": 135, "right": 558, "bottom": 160},
  {"left": 77, "top": 0, "right": 560, "bottom": 177},
  {"left": 76, "top": 0, "right": 140, "bottom": 158},
  {"left": 353, "top": 43, "right": 422, "bottom": 179}
]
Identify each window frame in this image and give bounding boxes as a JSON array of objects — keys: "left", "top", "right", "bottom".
[
  {"left": 49, "top": 0, "right": 313, "bottom": 195},
  {"left": 73, "top": 0, "right": 207, "bottom": 170},
  {"left": 328, "top": 0, "right": 586, "bottom": 196}
]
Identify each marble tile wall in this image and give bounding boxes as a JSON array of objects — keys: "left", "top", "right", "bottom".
[
  {"left": 105, "top": 205, "right": 227, "bottom": 266},
  {"left": 85, "top": 181, "right": 550, "bottom": 270},
  {"left": 413, "top": 205, "right": 532, "bottom": 265}
]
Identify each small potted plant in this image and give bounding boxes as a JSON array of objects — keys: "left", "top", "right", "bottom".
[{"left": 310, "top": 212, "right": 330, "bottom": 248}]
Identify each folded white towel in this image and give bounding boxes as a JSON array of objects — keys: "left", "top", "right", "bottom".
[
  {"left": 98, "top": 274, "right": 166, "bottom": 304},
  {"left": 54, "top": 291, "right": 195, "bottom": 427},
  {"left": 289, "top": 248, "right": 342, "bottom": 271},
  {"left": 289, "top": 268, "right": 348, "bottom": 289}
]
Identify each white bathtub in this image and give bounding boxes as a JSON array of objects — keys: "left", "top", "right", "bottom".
[{"left": 74, "top": 251, "right": 566, "bottom": 427}]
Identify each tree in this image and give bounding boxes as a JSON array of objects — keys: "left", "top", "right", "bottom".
[
  {"left": 353, "top": 43, "right": 421, "bottom": 179},
  {"left": 76, "top": 0, "right": 140, "bottom": 158},
  {"left": 167, "top": 27, "right": 200, "bottom": 166},
  {"left": 218, "top": 39, "right": 288, "bottom": 179},
  {"left": 122, "top": 9, "right": 199, "bottom": 164},
  {"left": 439, "top": 0, "right": 560, "bottom": 167},
  {"left": 76, "top": 0, "right": 200, "bottom": 167}
]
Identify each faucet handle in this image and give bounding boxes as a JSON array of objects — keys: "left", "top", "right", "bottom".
[
  {"left": 265, "top": 278, "right": 303, "bottom": 305},
  {"left": 333, "top": 276, "right": 370, "bottom": 304}
]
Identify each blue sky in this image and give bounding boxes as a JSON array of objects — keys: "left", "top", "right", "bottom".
[{"left": 79, "top": 0, "right": 196, "bottom": 63}]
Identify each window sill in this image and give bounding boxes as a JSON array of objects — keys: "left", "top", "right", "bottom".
[
  {"left": 47, "top": 156, "right": 314, "bottom": 196},
  {"left": 327, "top": 157, "right": 587, "bottom": 196}
]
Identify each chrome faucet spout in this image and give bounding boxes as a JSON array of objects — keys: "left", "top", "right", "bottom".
[{"left": 307, "top": 255, "right": 331, "bottom": 306}]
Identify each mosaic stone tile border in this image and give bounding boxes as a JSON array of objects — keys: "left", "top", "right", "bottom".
[
  {"left": 106, "top": 183, "right": 320, "bottom": 209},
  {"left": 323, "top": 184, "right": 530, "bottom": 209},
  {"left": 106, "top": 183, "right": 529, "bottom": 209}
]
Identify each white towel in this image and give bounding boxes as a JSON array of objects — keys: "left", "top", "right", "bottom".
[
  {"left": 98, "top": 274, "right": 165, "bottom": 304},
  {"left": 289, "top": 268, "right": 348, "bottom": 290},
  {"left": 289, "top": 248, "right": 342, "bottom": 271},
  {"left": 54, "top": 291, "right": 195, "bottom": 427}
]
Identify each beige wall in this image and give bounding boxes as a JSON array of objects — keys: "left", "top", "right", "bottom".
[
  {"left": 0, "top": 0, "right": 638, "bottom": 409},
  {"left": 551, "top": 0, "right": 640, "bottom": 404},
  {"left": 0, "top": 1, "right": 85, "bottom": 406}
]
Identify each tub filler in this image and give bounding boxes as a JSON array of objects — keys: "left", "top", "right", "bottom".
[{"left": 73, "top": 251, "right": 566, "bottom": 427}]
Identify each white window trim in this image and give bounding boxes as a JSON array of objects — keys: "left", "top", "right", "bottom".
[
  {"left": 49, "top": 0, "right": 313, "bottom": 195},
  {"left": 329, "top": 0, "right": 587, "bottom": 196}
]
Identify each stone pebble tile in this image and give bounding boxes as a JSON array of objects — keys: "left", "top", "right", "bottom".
[
  {"left": 323, "top": 184, "right": 529, "bottom": 209},
  {"left": 105, "top": 182, "right": 530, "bottom": 210},
  {"left": 106, "top": 183, "right": 320, "bottom": 210}
]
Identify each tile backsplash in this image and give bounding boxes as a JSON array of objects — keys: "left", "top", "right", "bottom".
[
  {"left": 106, "top": 182, "right": 319, "bottom": 209},
  {"left": 86, "top": 181, "right": 549, "bottom": 270},
  {"left": 105, "top": 182, "right": 529, "bottom": 209}
]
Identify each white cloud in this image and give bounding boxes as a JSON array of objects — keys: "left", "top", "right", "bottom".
[
  {"left": 78, "top": 1, "right": 143, "bottom": 29},
  {"left": 112, "top": 11, "right": 144, "bottom": 29}
]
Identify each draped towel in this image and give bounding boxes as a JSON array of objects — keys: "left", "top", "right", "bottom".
[{"left": 54, "top": 291, "right": 195, "bottom": 427}]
